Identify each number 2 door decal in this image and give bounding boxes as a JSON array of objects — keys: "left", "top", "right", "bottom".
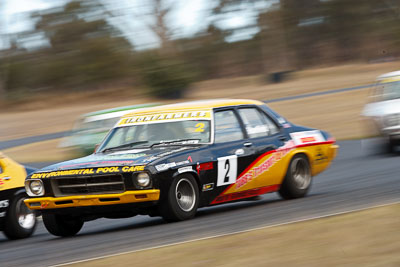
[{"left": 217, "top": 155, "right": 237, "bottom": 186}]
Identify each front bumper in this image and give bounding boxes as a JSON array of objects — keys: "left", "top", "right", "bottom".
[
  {"left": 329, "top": 144, "right": 339, "bottom": 160},
  {"left": 24, "top": 189, "right": 160, "bottom": 210}
]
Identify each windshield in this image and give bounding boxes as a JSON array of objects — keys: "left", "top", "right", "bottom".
[
  {"left": 99, "top": 120, "right": 211, "bottom": 152},
  {"left": 373, "top": 81, "right": 400, "bottom": 101}
]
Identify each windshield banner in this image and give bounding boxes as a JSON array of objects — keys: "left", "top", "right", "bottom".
[{"left": 117, "top": 110, "right": 212, "bottom": 126}]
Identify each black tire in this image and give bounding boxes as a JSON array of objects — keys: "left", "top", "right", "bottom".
[
  {"left": 387, "top": 137, "right": 397, "bottom": 154},
  {"left": 42, "top": 213, "right": 83, "bottom": 237},
  {"left": 3, "top": 193, "right": 37, "bottom": 240},
  {"left": 279, "top": 154, "right": 312, "bottom": 199},
  {"left": 159, "top": 174, "right": 199, "bottom": 222}
]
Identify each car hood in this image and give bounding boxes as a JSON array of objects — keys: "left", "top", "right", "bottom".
[
  {"left": 362, "top": 99, "right": 400, "bottom": 117},
  {"left": 39, "top": 146, "right": 195, "bottom": 171}
]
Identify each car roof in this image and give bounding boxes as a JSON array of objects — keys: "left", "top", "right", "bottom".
[
  {"left": 122, "top": 99, "right": 265, "bottom": 117},
  {"left": 377, "top": 70, "right": 400, "bottom": 80},
  {"left": 84, "top": 103, "right": 159, "bottom": 117}
]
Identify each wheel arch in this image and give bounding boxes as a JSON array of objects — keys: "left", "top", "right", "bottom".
[
  {"left": 172, "top": 170, "right": 202, "bottom": 194},
  {"left": 12, "top": 187, "right": 27, "bottom": 197}
]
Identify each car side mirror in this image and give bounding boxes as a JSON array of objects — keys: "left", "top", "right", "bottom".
[{"left": 94, "top": 144, "right": 100, "bottom": 153}]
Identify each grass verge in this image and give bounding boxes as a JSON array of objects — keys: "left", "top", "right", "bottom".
[{"left": 68, "top": 203, "right": 400, "bottom": 267}]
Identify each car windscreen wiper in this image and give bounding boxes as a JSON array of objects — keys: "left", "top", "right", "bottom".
[
  {"left": 150, "top": 139, "right": 201, "bottom": 148},
  {"left": 101, "top": 141, "right": 149, "bottom": 153}
]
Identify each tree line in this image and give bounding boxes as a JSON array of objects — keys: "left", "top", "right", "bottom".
[{"left": 1, "top": 0, "right": 400, "bottom": 100}]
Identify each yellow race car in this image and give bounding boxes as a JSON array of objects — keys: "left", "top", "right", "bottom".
[{"left": 0, "top": 152, "right": 37, "bottom": 239}]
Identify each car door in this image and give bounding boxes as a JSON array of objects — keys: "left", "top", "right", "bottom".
[
  {"left": 209, "top": 108, "right": 256, "bottom": 203},
  {"left": 235, "top": 106, "right": 289, "bottom": 189}
]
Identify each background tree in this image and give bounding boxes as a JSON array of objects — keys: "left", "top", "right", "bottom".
[
  {"left": 0, "top": 1, "right": 7, "bottom": 99},
  {"left": 4, "top": 0, "right": 400, "bottom": 101},
  {"left": 3, "top": 0, "right": 134, "bottom": 95},
  {"left": 32, "top": 0, "right": 133, "bottom": 89}
]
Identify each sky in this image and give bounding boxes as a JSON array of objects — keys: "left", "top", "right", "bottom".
[
  {"left": 1, "top": 0, "right": 271, "bottom": 50},
  {"left": 3, "top": 0, "right": 53, "bottom": 32}
]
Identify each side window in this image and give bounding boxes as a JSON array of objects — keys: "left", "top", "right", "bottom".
[
  {"left": 238, "top": 108, "right": 279, "bottom": 138},
  {"left": 214, "top": 110, "right": 244, "bottom": 143},
  {"left": 259, "top": 110, "right": 280, "bottom": 135},
  {"left": 238, "top": 108, "right": 269, "bottom": 138}
]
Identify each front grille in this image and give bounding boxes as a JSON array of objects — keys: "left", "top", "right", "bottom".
[{"left": 51, "top": 174, "right": 125, "bottom": 197}]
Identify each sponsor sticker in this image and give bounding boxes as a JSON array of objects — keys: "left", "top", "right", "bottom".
[
  {"left": 156, "top": 159, "right": 190, "bottom": 172},
  {"left": 118, "top": 110, "right": 212, "bottom": 126},
  {"left": 155, "top": 162, "right": 176, "bottom": 172},
  {"left": 202, "top": 183, "right": 214, "bottom": 191},
  {"left": 235, "top": 141, "right": 294, "bottom": 189},
  {"left": 212, "top": 185, "right": 279, "bottom": 204},
  {"left": 31, "top": 166, "right": 145, "bottom": 178},
  {"left": 290, "top": 130, "right": 325, "bottom": 146},
  {"left": 283, "top": 123, "right": 291, "bottom": 128},
  {"left": 178, "top": 166, "right": 193, "bottom": 173},
  {"left": 121, "top": 166, "right": 145, "bottom": 172},
  {"left": 314, "top": 148, "right": 328, "bottom": 164}
]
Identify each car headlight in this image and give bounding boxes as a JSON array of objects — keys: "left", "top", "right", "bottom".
[
  {"left": 25, "top": 179, "right": 45, "bottom": 196},
  {"left": 135, "top": 172, "right": 151, "bottom": 188}
]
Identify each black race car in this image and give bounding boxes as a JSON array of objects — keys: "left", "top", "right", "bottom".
[{"left": 25, "top": 99, "right": 338, "bottom": 237}]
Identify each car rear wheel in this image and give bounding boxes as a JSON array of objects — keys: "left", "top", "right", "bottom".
[
  {"left": 3, "top": 193, "right": 37, "bottom": 240},
  {"left": 279, "top": 154, "right": 312, "bottom": 199},
  {"left": 387, "top": 137, "right": 398, "bottom": 154},
  {"left": 42, "top": 213, "right": 83, "bottom": 237},
  {"left": 159, "top": 174, "right": 199, "bottom": 222}
]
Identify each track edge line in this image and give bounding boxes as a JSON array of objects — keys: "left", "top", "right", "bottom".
[{"left": 49, "top": 200, "right": 400, "bottom": 267}]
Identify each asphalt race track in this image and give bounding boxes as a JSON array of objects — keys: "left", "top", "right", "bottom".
[{"left": 1, "top": 139, "right": 399, "bottom": 267}]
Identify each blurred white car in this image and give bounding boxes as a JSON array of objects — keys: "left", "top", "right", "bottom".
[{"left": 362, "top": 71, "right": 400, "bottom": 152}]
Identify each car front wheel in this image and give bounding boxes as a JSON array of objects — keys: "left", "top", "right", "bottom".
[
  {"left": 42, "top": 213, "right": 83, "bottom": 237},
  {"left": 159, "top": 174, "right": 199, "bottom": 222},
  {"left": 279, "top": 154, "right": 312, "bottom": 199},
  {"left": 3, "top": 193, "right": 37, "bottom": 239}
]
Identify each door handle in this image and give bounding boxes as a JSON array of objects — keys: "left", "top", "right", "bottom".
[{"left": 243, "top": 142, "right": 253, "bottom": 147}]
